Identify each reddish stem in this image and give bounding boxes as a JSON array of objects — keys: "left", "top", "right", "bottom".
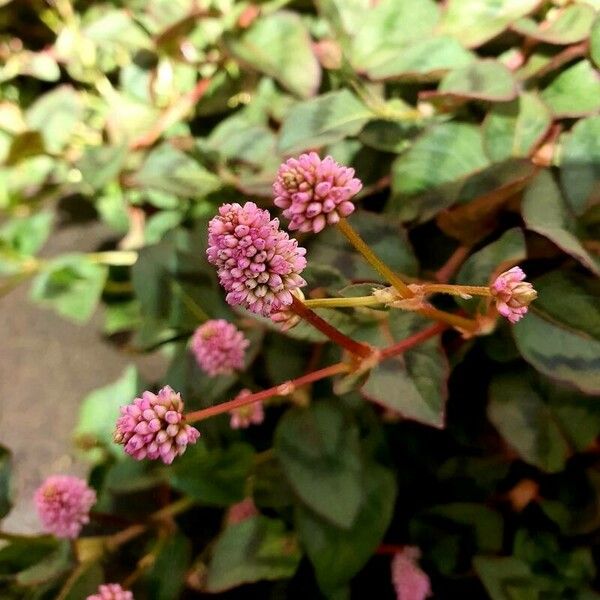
[
  {"left": 381, "top": 322, "right": 447, "bottom": 359},
  {"left": 376, "top": 544, "right": 406, "bottom": 556},
  {"left": 186, "top": 323, "right": 447, "bottom": 424},
  {"left": 290, "top": 295, "right": 373, "bottom": 358},
  {"left": 186, "top": 362, "right": 350, "bottom": 423}
]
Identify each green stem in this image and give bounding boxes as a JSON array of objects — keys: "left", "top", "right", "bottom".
[
  {"left": 336, "top": 218, "right": 414, "bottom": 299},
  {"left": 303, "top": 295, "right": 383, "bottom": 309},
  {"left": 87, "top": 251, "right": 138, "bottom": 266},
  {"left": 421, "top": 283, "right": 491, "bottom": 297}
]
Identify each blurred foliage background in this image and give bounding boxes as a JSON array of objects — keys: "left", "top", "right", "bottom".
[{"left": 1, "top": 0, "right": 600, "bottom": 598}]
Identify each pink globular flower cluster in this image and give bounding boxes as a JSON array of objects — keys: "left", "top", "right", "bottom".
[
  {"left": 207, "top": 202, "right": 307, "bottom": 317},
  {"left": 274, "top": 152, "right": 362, "bottom": 233},
  {"left": 391, "top": 547, "right": 432, "bottom": 600},
  {"left": 229, "top": 390, "right": 264, "bottom": 429},
  {"left": 191, "top": 319, "right": 249, "bottom": 376},
  {"left": 114, "top": 386, "right": 200, "bottom": 464},
  {"left": 490, "top": 267, "right": 537, "bottom": 324},
  {"left": 34, "top": 475, "right": 96, "bottom": 539},
  {"left": 87, "top": 583, "right": 133, "bottom": 600}
]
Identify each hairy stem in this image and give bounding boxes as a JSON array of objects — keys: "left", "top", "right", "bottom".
[{"left": 421, "top": 283, "right": 491, "bottom": 297}]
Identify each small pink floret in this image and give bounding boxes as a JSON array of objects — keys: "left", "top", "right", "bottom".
[
  {"left": 87, "top": 583, "right": 134, "bottom": 600},
  {"left": 391, "top": 547, "right": 432, "bottom": 600},
  {"left": 34, "top": 475, "right": 96, "bottom": 539},
  {"left": 114, "top": 386, "right": 200, "bottom": 464},
  {"left": 191, "top": 319, "right": 249, "bottom": 376},
  {"left": 229, "top": 390, "right": 264, "bottom": 429},
  {"left": 490, "top": 267, "right": 537, "bottom": 324},
  {"left": 207, "top": 202, "right": 307, "bottom": 316},
  {"left": 274, "top": 152, "right": 362, "bottom": 233}
]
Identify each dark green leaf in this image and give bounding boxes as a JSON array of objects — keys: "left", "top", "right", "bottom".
[
  {"left": 296, "top": 464, "right": 396, "bottom": 593},
  {"left": 56, "top": 561, "right": 103, "bottom": 600},
  {"left": 275, "top": 401, "right": 364, "bottom": 528},
  {"left": 144, "top": 533, "right": 191, "bottom": 600},
  {"left": 169, "top": 443, "right": 255, "bottom": 506},
  {"left": 522, "top": 170, "right": 600, "bottom": 276},
  {"left": 0, "top": 445, "right": 12, "bottom": 519},
  {"left": 207, "top": 516, "right": 301, "bottom": 592}
]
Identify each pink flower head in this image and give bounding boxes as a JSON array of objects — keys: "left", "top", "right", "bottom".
[
  {"left": 391, "top": 547, "right": 431, "bottom": 600},
  {"left": 274, "top": 152, "right": 362, "bottom": 233},
  {"left": 229, "top": 390, "right": 264, "bottom": 429},
  {"left": 87, "top": 583, "right": 133, "bottom": 600},
  {"left": 34, "top": 475, "right": 96, "bottom": 539},
  {"left": 270, "top": 288, "right": 304, "bottom": 331},
  {"left": 490, "top": 267, "right": 537, "bottom": 324},
  {"left": 207, "top": 202, "right": 307, "bottom": 317},
  {"left": 191, "top": 319, "right": 249, "bottom": 376},
  {"left": 226, "top": 497, "right": 259, "bottom": 525},
  {"left": 114, "top": 386, "right": 200, "bottom": 465}
]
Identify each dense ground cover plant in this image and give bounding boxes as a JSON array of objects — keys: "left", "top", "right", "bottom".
[{"left": 1, "top": 0, "right": 600, "bottom": 598}]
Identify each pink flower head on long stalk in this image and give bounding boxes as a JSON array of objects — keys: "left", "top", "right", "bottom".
[
  {"left": 191, "top": 319, "right": 249, "bottom": 376},
  {"left": 114, "top": 386, "right": 200, "bottom": 464},
  {"left": 229, "top": 389, "right": 264, "bottom": 429},
  {"left": 34, "top": 475, "right": 96, "bottom": 539},
  {"left": 490, "top": 267, "right": 537, "bottom": 324},
  {"left": 391, "top": 547, "right": 431, "bottom": 600},
  {"left": 207, "top": 202, "right": 307, "bottom": 316},
  {"left": 274, "top": 152, "right": 362, "bottom": 233},
  {"left": 87, "top": 583, "right": 134, "bottom": 600}
]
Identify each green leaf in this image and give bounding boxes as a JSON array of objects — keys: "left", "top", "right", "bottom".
[
  {"left": 207, "top": 516, "right": 301, "bottom": 592},
  {"left": 56, "top": 561, "right": 103, "bottom": 600},
  {"left": 592, "top": 15, "right": 600, "bottom": 68},
  {"left": 424, "top": 503, "right": 503, "bottom": 553},
  {"left": 0, "top": 445, "right": 12, "bottom": 519},
  {"left": 364, "top": 36, "right": 475, "bottom": 81},
  {"left": 391, "top": 122, "right": 490, "bottom": 223},
  {"left": 144, "top": 533, "right": 191, "bottom": 600},
  {"left": 438, "top": 60, "right": 518, "bottom": 102},
  {"left": 308, "top": 210, "right": 418, "bottom": 282},
  {"left": 513, "top": 272, "right": 600, "bottom": 395},
  {"left": 103, "top": 457, "right": 165, "bottom": 494},
  {"left": 541, "top": 60, "right": 600, "bottom": 118},
  {"left": 360, "top": 312, "right": 448, "bottom": 428},
  {"left": 278, "top": 90, "right": 373, "bottom": 155},
  {"left": 77, "top": 145, "right": 128, "bottom": 191},
  {"left": 29, "top": 255, "right": 107, "bottom": 323},
  {"left": 296, "top": 464, "right": 396, "bottom": 593},
  {"left": 74, "top": 365, "right": 142, "bottom": 463},
  {"left": 440, "top": 0, "right": 541, "bottom": 48},
  {"left": 559, "top": 115, "right": 600, "bottom": 216},
  {"left": 488, "top": 372, "right": 571, "bottom": 472},
  {"left": 133, "top": 143, "right": 221, "bottom": 198},
  {"left": 512, "top": 4, "right": 596, "bottom": 45},
  {"left": 350, "top": 0, "right": 440, "bottom": 72},
  {"left": 0, "top": 211, "right": 53, "bottom": 256},
  {"left": 169, "top": 443, "right": 255, "bottom": 506},
  {"left": 26, "top": 86, "right": 83, "bottom": 153},
  {"left": 522, "top": 170, "right": 600, "bottom": 276},
  {"left": 275, "top": 401, "right": 364, "bottom": 528},
  {"left": 474, "top": 556, "right": 538, "bottom": 600},
  {"left": 17, "top": 540, "right": 71, "bottom": 586},
  {"left": 483, "top": 92, "right": 552, "bottom": 161},
  {"left": 226, "top": 11, "right": 320, "bottom": 99}
]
